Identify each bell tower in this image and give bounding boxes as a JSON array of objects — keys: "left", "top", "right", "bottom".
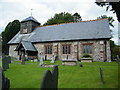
[{"left": 20, "top": 16, "right": 40, "bottom": 34}]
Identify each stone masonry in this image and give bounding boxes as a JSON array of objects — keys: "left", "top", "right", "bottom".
[{"left": 9, "top": 39, "right": 111, "bottom": 62}]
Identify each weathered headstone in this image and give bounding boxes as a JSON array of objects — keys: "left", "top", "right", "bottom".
[
  {"left": 51, "top": 55, "right": 56, "bottom": 63},
  {"left": 40, "top": 70, "right": 53, "bottom": 89},
  {"left": 51, "top": 65, "right": 58, "bottom": 88},
  {"left": 21, "top": 53, "right": 25, "bottom": 64},
  {"left": 39, "top": 52, "right": 44, "bottom": 66},
  {"left": 2, "top": 70, "right": 10, "bottom": 89},
  {"left": 40, "top": 65, "right": 58, "bottom": 89},
  {"left": 2, "top": 56, "right": 11, "bottom": 71},
  {"left": 0, "top": 67, "right": 2, "bottom": 90},
  {"left": 100, "top": 68, "right": 104, "bottom": 84}
]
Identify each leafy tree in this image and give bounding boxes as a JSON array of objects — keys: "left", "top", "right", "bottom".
[
  {"left": 43, "top": 12, "right": 82, "bottom": 26},
  {"left": 2, "top": 20, "right": 20, "bottom": 55},
  {"left": 110, "top": 40, "right": 120, "bottom": 60},
  {"left": 97, "top": 15, "right": 115, "bottom": 28},
  {"left": 73, "top": 12, "right": 82, "bottom": 22},
  {"left": 95, "top": 1, "right": 120, "bottom": 22}
]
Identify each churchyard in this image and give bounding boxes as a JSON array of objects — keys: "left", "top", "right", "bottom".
[{"left": 4, "top": 60, "right": 118, "bottom": 88}]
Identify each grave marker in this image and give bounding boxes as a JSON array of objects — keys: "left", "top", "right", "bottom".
[
  {"left": 2, "top": 56, "right": 11, "bottom": 71},
  {"left": 100, "top": 68, "right": 104, "bottom": 84},
  {"left": 39, "top": 52, "right": 44, "bottom": 66},
  {"left": 40, "top": 65, "right": 58, "bottom": 89},
  {"left": 0, "top": 67, "right": 2, "bottom": 90},
  {"left": 2, "top": 70, "right": 10, "bottom": 89}
]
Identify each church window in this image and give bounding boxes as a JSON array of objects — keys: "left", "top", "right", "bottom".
[
  {"left": 45, "top": 45, "right": 52, "bottom": 54},
  {"left": 83, "top": 43, "right": 93, "bottom": 54},
  {"left": 62, "top": 44, "right": 71, "bottom": 54}
]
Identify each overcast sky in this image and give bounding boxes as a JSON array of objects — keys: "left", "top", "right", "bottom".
[{"left": 0, "top": 0, "right": 119, "bottom": 44}]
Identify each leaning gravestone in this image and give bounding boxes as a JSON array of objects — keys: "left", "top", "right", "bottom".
[
  {"left": 40, "top": 65, "right": 58, "bottom": 89},
  {"left": 2, "top": 56, "right": 11, "bottom": 71}
]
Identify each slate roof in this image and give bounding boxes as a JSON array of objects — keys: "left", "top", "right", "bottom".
[
  {"left": 21, "top": 16, "right": 40, "bottom": 24},
  {"left": 8, "top": 19, "right": 111, "bottom": 44},
  {"left": 15, "top": 41, "right": 37, "bottom": 51}
]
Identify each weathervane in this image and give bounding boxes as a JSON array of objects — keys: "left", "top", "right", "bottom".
[{"left": 31, "top": 8, "right": 33, "bottom": 16}]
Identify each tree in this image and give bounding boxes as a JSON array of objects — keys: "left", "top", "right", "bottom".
[
  {"left": 43, "top": 12, "right": 82, "bottom": 26},
  {"left": 95, "top": 1, "right": 120, "bottom": 22},
  {"left": 73, "top": 12, "right": 82, "bottom": 22},
  {"left": 110, "top": 40, "right": 120, "bottom": 60},
  {"left": 97, "top": 15, "right": 115, "bottom": 27},
  {"left": 2, "top": 20, "right": 20, "bottom": 55}
]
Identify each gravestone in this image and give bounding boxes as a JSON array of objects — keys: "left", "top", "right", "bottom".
[
  {"left": 100, "top": 68, "right": 104, "bottom": 84},
  {"left": 2, "top": 70, "right": 10, "bottom": 89},
  {"left": 51, "top": 65, "right": 58, "bottom": 88},
  {"left": 0, "top": 67, "right": 2, "bottom": 90},
  {"left": 39, "top": 52, "right": 44, "bottom": 66},
  {"left": 21, "top": 53, "right": 25, "bottom": 64},
  {"left": 40, "top": 65, "right": 58, "bottom": 89},
  {"left": 51, "top": 55, "right": 56, "bottom": 63},
  {"left": 2, "top": 56, "right": 11, "bottom": 71}
]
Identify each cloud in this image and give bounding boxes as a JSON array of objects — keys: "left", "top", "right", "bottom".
[{"left": 0, "top": 0, "right": 118, "bottom": 44}]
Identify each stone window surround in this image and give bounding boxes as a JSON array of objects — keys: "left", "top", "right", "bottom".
[
  {"left": 81, "top": 43, "right": 94, "bottom": 55},
  {"left": 61, "top": 44, "right": 71, "bottom": 55},
  {"left": 44, "top": 45, "right": 53, "bottom": 54}
]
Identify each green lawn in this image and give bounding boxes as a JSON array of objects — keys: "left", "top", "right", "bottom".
[{"left": 4, "top": 60, "right": 118, "bottom": 88}]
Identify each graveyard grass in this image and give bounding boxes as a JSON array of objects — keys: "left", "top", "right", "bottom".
[{"left": 4, "top": 60, "right": 118, "bottom": 88}]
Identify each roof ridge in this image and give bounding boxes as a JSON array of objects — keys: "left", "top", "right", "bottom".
[{"left": 35, "top": 18, "right": 108, "bottom": 29}]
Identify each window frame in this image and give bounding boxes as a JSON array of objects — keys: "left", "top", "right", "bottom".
[
  {"left": 62, "top": 44, "right": 71, "bottom": 55},
  {"left": 82, "top": 43, "right": 93, "bottom": 54},
  {"left": 44, "top": 45, "right": 53, "bottom": 54}
]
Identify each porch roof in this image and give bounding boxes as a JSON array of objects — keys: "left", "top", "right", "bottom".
[{"left": 15, "top": 41, "right": 37, "bottom": 51}]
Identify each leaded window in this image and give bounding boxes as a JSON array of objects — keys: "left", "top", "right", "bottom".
[
  {"left": 45, "top": 45, "right": 52, "bottom": 54},
  {"left": 62, "top": 44, "right": 71, "bottom": 54},
  {"left": 83, "top": 44, "right": 93, "bottom": 54}
]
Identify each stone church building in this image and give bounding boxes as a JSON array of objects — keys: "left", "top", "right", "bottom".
[{"left": 8, "top": 16, "right": 111, "bottom": 62}]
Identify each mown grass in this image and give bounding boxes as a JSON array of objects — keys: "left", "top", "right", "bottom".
[{"left": 4, "top": 60, "right": 118, "bottom": 88}]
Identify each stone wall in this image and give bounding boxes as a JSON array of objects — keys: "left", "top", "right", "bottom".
[
  {"left": 9, "top": 39, "right": 111, "bottom": 62},
  {"left": 9, "top": 45, "right": 19, "bottom": 60}
]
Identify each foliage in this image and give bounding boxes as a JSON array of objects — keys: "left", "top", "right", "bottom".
[
  {"left": 5, "top": 60, "right": 118, "bottom": 88},
  {"left": 82, "top": 53, "right": 92, "bottom": 58},
  {"left": 43, "top": 12, "right": 82, "bottom": 26},
  {"left": 95, "top": 1, "right": 120, "bottom": 22},
  {"left": 110, "top": 40, "right": 120, "bottom": 59},
  {"left": 2, "top": 20, "right": 20, "bottom": 55},
  {"left": 97, "top": 15, "right": 114, "bottom": 28}
]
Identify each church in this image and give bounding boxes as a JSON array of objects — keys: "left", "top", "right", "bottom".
[{"left": 8, "top": 16, "right": 112, "bottom": 62}]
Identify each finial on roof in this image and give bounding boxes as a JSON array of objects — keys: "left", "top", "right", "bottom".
[{"left": 31, "top": 8, "right": 33, "bottom": 16}]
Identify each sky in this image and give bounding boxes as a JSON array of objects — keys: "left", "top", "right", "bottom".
[{"left": 0, "top": 0, "right": 119, "bottom": 45}]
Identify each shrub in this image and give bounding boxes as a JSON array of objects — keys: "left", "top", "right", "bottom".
[{"left": 82, "top": 53, "right": 92, "bottom": 58}]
